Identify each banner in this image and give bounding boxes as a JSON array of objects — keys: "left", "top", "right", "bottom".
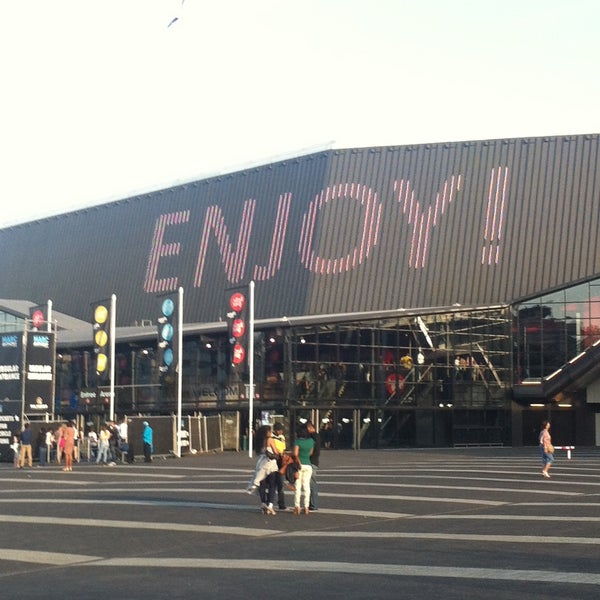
[
  {"left": 0, "top": 412, "right": 21, "bottom": 462},
  {"left": 23, "top": 331, "right": 55, "bottom": 416},
  {"left": 0, "top": 332, "right": 23, "bottom": 403},
  {"left": 28, "top": 304, "right": 48, "bottom": 330}
]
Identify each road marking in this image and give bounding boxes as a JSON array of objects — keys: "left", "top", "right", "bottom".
[
  {"left": 0, "top": 515, "right": 274, "bottom": 537},
  {"left": 1, "top": 551, "right": 598, "bottom": 585},
  {"left": 288, "top": 531, "right": 600, "bottom": 545},
  {"left": 2, "top": 513, "right": 599, "bottom": 546},
  {"left": 90, "top": 558, "right": 600, "bottom": 584},
  {"left": 0, "top": 549, "right": 100, "bottom": 565}
]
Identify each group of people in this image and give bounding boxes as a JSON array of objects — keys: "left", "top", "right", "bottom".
[
  {"left": 10, "top": 417, "right": 148, "bottom": 469},
  {"left": 89, "top": 419, "right": 130, "bottom": 465},
  {"left": 12, "top": 421, "right": 82, "bottom": 470},
  {"left": 247, "top": 421, "right": 320, "bottom": 515}
]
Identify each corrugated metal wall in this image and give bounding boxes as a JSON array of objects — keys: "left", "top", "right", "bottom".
[{"left": 1, "top": 134, "right": 599, "bottom": 326}]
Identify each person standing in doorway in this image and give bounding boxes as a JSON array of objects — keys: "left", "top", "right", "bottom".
[
  {"left": 539, "top": 420, "right": 554, "bottom": 479},
  {"left": 143, "top": 421, "right": 153, "bottom": 463}
]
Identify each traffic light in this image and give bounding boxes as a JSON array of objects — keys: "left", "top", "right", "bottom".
[
  {"left": 92, "top": 301, "right": 110, "bottom": 380},
  {"left": 157, "top": 297, "right": 176, "bottom": 380},
  {"left": 225, "top": 287, "right": 249, "bottom": 371}
]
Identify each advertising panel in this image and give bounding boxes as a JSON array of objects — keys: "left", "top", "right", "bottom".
[
  {"left": 0, "top": 332, "right": 23, "bottom": 460},
  {"left": 24, "top": 331, "right": 55, "bottom": 417}
]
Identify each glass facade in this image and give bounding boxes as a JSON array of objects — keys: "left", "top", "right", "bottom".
[
  {"left": 54, "top": 306, "right": 513, "bottom": 447},
  {"left": 0, "top": 310, "right": 24, "bottom": 333},
  {"left": 514, "top": 277, "right": 600, "bottom": 381}
]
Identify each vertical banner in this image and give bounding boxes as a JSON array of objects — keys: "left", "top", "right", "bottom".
[
  {"left": 225, "top": 285, "right": 250, "bottom": 372},
  {"left": 0, "top": 332, "right": 22, "bottom": 403},
  {"left": 0, "top": 332, "right": 23, "bottom": 460},
  {"left": 157, "top": 295, "right": 177, "bottom": 382},
  {"left": 91, "top": 299, "right": 112, "bottom": 383},
  {"left": 29, "top": 304, "right": 48, "bottom": 330},
  {"left": 24, "top": 330, "right": 55, "bottom": 417}
]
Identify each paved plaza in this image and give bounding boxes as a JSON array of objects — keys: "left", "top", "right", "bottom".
[{"left": 1, "top": 446, "right": 600, "bottom": 599}]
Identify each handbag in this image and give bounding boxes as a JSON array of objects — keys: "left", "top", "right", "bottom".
[{"left": 546, "top": 443, "right": 554, "bottom": 454}]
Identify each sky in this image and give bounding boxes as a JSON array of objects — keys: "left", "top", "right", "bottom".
[{"left": 1, "top": 0, "right": 599, "bottom": 227}]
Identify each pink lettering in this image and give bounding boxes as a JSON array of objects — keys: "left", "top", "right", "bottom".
[
  {"left": 194, "top": 200, "right": 256, "bottom": 288},
  {"left": 482, "top": 167, "right": 508, "bottom": 265},
  {"left": 394, "top": 175, "right": 462, "bottom": 269},
  {"left": 253, "top": 193, "right": 292, "bottom": 281},
  {"left": 299, "top": 183, "right": 382, "bottom": 274},
  {"left": 143, "top": 210, "right": 190, "bottom": 293}
]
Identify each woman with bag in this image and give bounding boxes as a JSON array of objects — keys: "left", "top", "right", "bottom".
[
  {"left": 246, "top": 425, "right": 280, "bottom": 515},
  {"left": 539, "top": 420, "right": 554, "bottom": 479}
]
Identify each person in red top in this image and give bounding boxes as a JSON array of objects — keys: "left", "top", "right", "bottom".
[
  {"left": 62, "top": 421, "right": 76, "bottom": 472},
  {"left": 539, "top": 420, "right": 553, "bottom": 479}
]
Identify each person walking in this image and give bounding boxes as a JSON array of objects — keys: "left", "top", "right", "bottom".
[
  {"left": 293, "top": 424, "right": 315, "bottom": 515},
  {"left": 142, "top": 421, "right": 153, "bottom": 463},
  {"left": 539, "top": 420, "right": 554, "bottom": 478},
  {"left": 307, "top": 421, "right": 321, "bottom": 511},
  {"left": 18, "top": 423, "right": 33, "bottom": 468}
]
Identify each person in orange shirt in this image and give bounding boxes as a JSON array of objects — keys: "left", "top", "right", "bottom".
[{"left": 62, "top": 421, "right": 76, "bottom": 472}]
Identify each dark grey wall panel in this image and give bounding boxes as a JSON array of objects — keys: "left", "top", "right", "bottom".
[{"left": 1, "top": 134, "right": 600, "bottom": 327}]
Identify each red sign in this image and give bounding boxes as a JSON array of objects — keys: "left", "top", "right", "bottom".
[
  {"left": 229, "top": 292, "right": 246, "bottom": 312},
  {"left": 232, "top": 343, "right": 246, "bottom": 365},
  {"left": 231, "top": 318, "right": 246, "bottom": 339},
  {"left": 31, "top": 309, "right": 45, "bottom": 329},
  {"left": 385, "top": 373, "right": 405, "bottom": 396}
]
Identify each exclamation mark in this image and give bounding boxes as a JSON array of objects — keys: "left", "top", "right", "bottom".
[{"left": 482, "top": 167, "right": 509, "bottom": 265}]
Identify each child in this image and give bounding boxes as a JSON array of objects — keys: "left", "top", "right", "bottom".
[{"left": 10, "top": 435, "right": 20, "bottom": 468}]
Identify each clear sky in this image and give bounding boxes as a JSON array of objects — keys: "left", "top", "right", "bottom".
[{"left": 1, "top": 0, "right": 599, "bottom": 227}]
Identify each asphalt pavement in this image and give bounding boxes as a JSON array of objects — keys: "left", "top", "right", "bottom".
[{"left": 1, "top": 446, "right": 600, "bottom": 599}]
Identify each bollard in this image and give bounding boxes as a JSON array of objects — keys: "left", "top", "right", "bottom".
[{"left": 554, "top": 445, "right": 575, "bottom": 459}]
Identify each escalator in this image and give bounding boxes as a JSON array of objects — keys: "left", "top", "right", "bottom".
[{"left": 513, "top": 338, "right": 600, "bottom": 399}]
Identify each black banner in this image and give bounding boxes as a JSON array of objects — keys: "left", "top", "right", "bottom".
[
  {"left": 0, "top": 332, "right": 23, "bottom": 403},
  {"left": 24, "top": 331, "right": 55, "bottom": 416}
]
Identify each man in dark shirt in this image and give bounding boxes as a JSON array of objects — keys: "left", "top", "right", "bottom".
[
  {"left": 19, "top": 423, "right": 33, "bottom": 468},
  {"left": 307, "top": 421, "right": 321, "bottom": 511}
]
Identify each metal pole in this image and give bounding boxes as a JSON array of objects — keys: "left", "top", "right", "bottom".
[
  {"left": 248, "top": 281, "right": 255, "bottom": 458},
  {"left": 110, "top": 293, "right": 116, "bottom": 422},
  {"left": 47, "top": 299, "right": 53, "bottom": 334},
  {"left": 177, "top": 286, "right": 184, "bottom": 458}
]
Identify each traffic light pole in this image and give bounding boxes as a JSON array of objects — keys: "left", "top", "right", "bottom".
[
  {"left": 109, "top": 293, "right": 116, "bottom": 422},
  {"left": 177, "top": 286, "right": 183, "bottom": 458},
  {"left": 248, "top": 281, "right": 255, "bottom": 458}
]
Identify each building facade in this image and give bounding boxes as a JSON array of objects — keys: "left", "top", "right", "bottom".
[{"left": 1, "top": 133, "right": 600, "bottom": 448}]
